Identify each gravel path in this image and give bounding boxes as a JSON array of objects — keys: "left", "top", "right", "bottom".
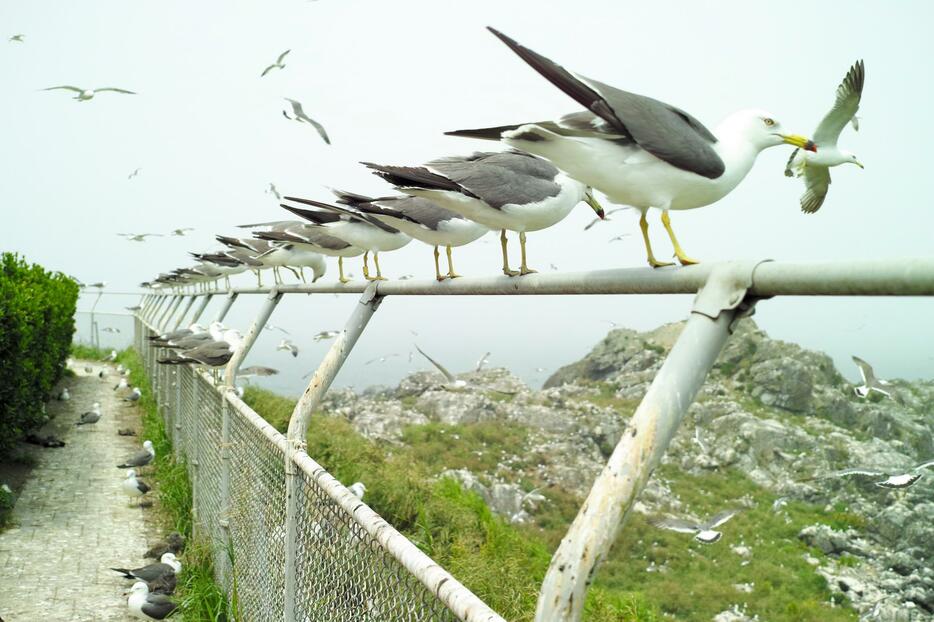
[{"left": 0, "top": 361, "right": 156, "bottom": 621}]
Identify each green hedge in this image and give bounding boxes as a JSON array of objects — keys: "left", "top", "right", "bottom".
[{"left": 0, "top": 253, "right": 79, "bottom": 451}]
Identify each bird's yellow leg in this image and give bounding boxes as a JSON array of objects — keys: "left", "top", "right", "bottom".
[
  {"left": 362, "top": 252, "right": 372, "bottom": 280},
  {"left": 372, "top": 252, "right": 387, "bottom": 281},
  {"left": 661, "top": 210, "right": 699, "bottom": 266},
  {"left": 519, "top": 231, "right": 537, "bottom": 275},
  {"left": 299, "top": 267, "right": 307, "bottom": 284},
  {"left": 500, "top": 230, "right": 519, "bottom": 276},
  {"left": 433, "top": 246, "right": 444, "bottom": 281},
  {"left": 338, "top": 257, "right": 349, "bottom": 284},
  {"left": 446, "top": 246, "right": 462, "bottom": 279},
  {"left": 640, "top": 212, "right": 674, "bottom": 268}
]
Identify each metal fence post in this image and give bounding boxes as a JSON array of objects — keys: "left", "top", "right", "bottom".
[
  {"left": 224, "top": 290, "right": 283, "bottom": 387},
  {"left": 283, "top": 284, "right": 382, "bottom": 622},
  {"left": 173, "top": 295, "right": 198, "bottom": 330},
  {"left": 217, "top": 389, "right": 232, "bottom": 587},
  {"left": 534, "top": 262, "right": 764, "bottom": 622},
  {"left": 156, "top": 295, "right": 180, "bottom": 330},
  {"left": 190, "top": 293, "right": 214, "bottom": 324},
  {"left": 163, "top": 296, "right": 187, "bottom": 331},
  {"left": 214, "top": 292, "right": 239, "bottom": 323},
  {"left": 143, "top": 295, "right": 160, "bottom": 323}
]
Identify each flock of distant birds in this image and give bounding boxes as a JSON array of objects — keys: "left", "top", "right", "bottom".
[{"left": 14, "top": 25, "right": 867, "bottom": 287}]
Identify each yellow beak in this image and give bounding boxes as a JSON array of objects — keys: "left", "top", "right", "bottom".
[
  {"left": 855, "top": 160, "right": 865, "bottom": 169},
  {"left": 584, "top": 190, "right": 605, "bottom": 219},
  {"left": 780, "top": 134, "right": 817, "bottom": 152}
]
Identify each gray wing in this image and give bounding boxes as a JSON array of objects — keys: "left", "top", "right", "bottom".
[
  {"left": 133, "top": 562, "right": 173, "bottom": 582},
  {"left": 141, "top": 593, "right": 178, "bottom": 619},
  {"left": 833, "top": 467, "right": 886, "bottom": 478},
  {"left": 705, "top": 509, "right": 740, "bottom": 529},
  {"left": 414, "top": 345, "right": 456, "bottom": 383},
  {"left": 813, "top": 60, "right": 864, "bottom": 146},
  {"left": 95, "top": 87, "right": 137, "bottom": 94},
  {"left": 914, "top": 459, "right": 934, "bottom": 471},
  {"left": 799, "top": 165, "right": 831, "bottom": 214},
  {"left": 124, "top": 449, "right": 153, "bottom": 466},
  {"left": 304, "top": 115, "right": 331, "bottom": 145},
  {"left": 374, "top": 196, "right": 463, "bottom": 229},
  {"left": 43, "top": 85, "right": 83, "bottom": 92},
  {"left": 487, "top": 28, "right": 724, "bottom": 179},
  {"left": 851, "top": 356, "right": 875, "bottom": 385},
  {"left": 261, "top": 64, "right": 277, "bottom": 77},
  {"left": 284, "top": 98, "right": 330, "bottom": 144},
  {"left": 650, "top": 517, "right": 701, "bottom": 534},
  {"left": 283, "top": 227, "right": 355, "bottom": 251},
  {"left": 428, "top": 151, "right": 562, "bottom": 209},
  {"left": 276, "top": 49, "right": 291, "bottom": 64}
]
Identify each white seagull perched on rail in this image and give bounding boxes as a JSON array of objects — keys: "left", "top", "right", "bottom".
[
  {"left": 785, "top": 60, "right": 865, "bottom": 213},
  {"left": 364, "top": 151, "right": 603, "bottom": 276},
  {"left": 650, "top": 509, "right": 741, "bottom": 544},
  {"left": 851, "top": 355, "right": 893, "bottom": 399},
  {"left": 42, "top": 85, "right": 137, "bottom": 101},
  {"left": 283, "top": 97, "right": 330, "bottom": 144},
  {"left": 446, "top": 28, "right": 816, "bottom": 267},
  {"left": 253, "top": 224, "right": 364, "bottom": 284}
]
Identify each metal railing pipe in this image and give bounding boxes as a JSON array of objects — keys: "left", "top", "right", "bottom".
[
  {"left": 213, "top": 292, "right": 238, "bottom": 323},
  {"left": 223, "top": 290, "right": 282, "bottom": 387},
  {"left": 156, "top": 295, "right": 180, "bottom": 330},
  {"left": 283, "top": 284, "right": 382, "bottom": 622},
  {"left": 173, "top": 296, "right": 197, "bottom": 330},
  {"left": 190, "top": 293, "right": 214, "bottom": 324},
  {"left": 160, "top": 296, "right": 186, "bottom": 331}
]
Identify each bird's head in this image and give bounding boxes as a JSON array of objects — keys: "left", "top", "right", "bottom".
[
  {"left": 843, "top": 150, "right": 865, "bottom": 169},
  {"left": 126, "top": 582, "right": 149, "bottom": 597},
  {"left": 143, "top": 440, "right": 154, "bottom": 450},
  {"left": 720, "top": 109, "right": 817, "bottom": 153},
  {"left": 126, "top": 469, "right": 137, "bottom": 478},
  {"left": 583, "top": 188, "right": 605, "bottom": 219}
]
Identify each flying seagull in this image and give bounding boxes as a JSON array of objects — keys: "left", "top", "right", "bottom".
[
  {"left": 9, "top": 34, "right": 25, "bottom": 43},
  {"left": 609, "top": 234, "right": 631, "bottom": 243},
  {"left": 415, "top": 344, "right": 467, "bottom": 390},
  {"left": 119, "top": 233, "right": 163, "bottom": 242},
  {"left": 583, "top": 207, "right": 629, "bottom": 231},
  {"left": 276, "top": 339, "right": 299, "bottom": 357},
  {"left": 126, "top": 581, "right": 178, "bottom": 620},
  {"left": 313, "top": 330, "right": 340, "bottom": 342},
  {"left": 102, "top": 327, "right": 121, "bottom": 333},
  {"left": 42, "top": 85, "right": 137, "bottom": 101},
  {"left": 237, "top": 365, "right": 279, "bottom": 377},
  {"left": 851, "top": 355, "right": 893, "bottom": 399},
  {"left": 76, "top": 402, "right": 102, "bottom": 426},
  {"left": 283, "top": 98, "right": 330, "bottom": 144},
  {"left": 812, "top": 460, "right": 934, "bottom": 489},
  {"left": 113, "top": 553, "right": 181, "bottom": 582},
  {"left": 261, "top": 49, "right": 290, "bottom": 77},
  {"left": 475, "top": 352, "right": 491, "bottom": 372},
  {"left": 128, "top": 168, "right": 142, "bottom": 180},
  {"left": 265, "top": 324, "right": 290, "bottom": 335},
  {"left": 446, "top": 28, "right": 815, "bottom": 267},
  {"left": 267, "top": 182, "right": 282, "bottom": 201},
  {"left": 170, "top": 228, "right": 194, "bottom": 236},
  {"left": 650, "top": 509, "right": 741, "bottom": 544},
  {"left": 363, "top": 151, "right": 603, "bottom": 276},
  {"left": 118, "top": 440, "right": 156, "bottom": 469},
  {"left": 785, "top": 60, "right": 865, "bottom": 213},
  {"left": 120, "top": 469, "right": 151, "bottom": 505}
]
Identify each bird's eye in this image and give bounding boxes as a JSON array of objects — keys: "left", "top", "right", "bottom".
[{"left": 763, "top": 118, "right": 775, "bottom": 127}]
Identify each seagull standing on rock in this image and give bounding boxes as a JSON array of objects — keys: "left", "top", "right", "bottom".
[{"left": 446, "top": 27, "right": 816, "bottom": 267}]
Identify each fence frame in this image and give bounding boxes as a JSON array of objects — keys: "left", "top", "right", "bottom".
[{"left": 138, "top": 257, "right": 934, "bottom": 622}]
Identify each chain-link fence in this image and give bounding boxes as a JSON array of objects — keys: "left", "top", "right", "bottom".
[{"left": 135, "top": 316, "right": 503, "bottom": 622}]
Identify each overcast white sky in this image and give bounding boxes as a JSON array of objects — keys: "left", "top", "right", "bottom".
[{"left": 4, "top": 0, "right": 932, "bottom": 394}]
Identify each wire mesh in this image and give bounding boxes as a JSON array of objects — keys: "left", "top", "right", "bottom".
[{"left": 136, "top": 316, "right": 497, "bottom": 622}]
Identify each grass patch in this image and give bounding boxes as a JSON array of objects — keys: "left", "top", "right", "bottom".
[
  {"left": 70, "top": 342, "right": 113, "bottom": 361},
  {"left": 118, "top": 348, "right": 228, "bottom": 621}
]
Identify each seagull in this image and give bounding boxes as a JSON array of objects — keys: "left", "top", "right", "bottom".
[
  {"left": 128, "top": 168, "right": 142, "bottom": 180},
  {"left": 120, "top": 469, "right": 151, "bottom": 505},
  {"left": 253, "top": 241, "right": 327, "bottom": 284},
  {"left": 415, "top": 345, "right": 467, "bottom": 390},
  {"left": 102, "top": 327, "right": 121, "bottom": 333},
  {"left": 365, "top": 353, "right": 399, "bottom": 365},
  {"left": 313, "top": 330, "right": 340, "bottom": 342},
  {"left": 125, "top": 387, "right": 142, "bottom": 402},
  {"left": 267, "top": 183, "right": 282, "bottom": 201},
  {"left": 57, "top": 388, "right": 71, "bottom": 401},
  {"left": 348, "top": 481, "right": 366, "bottom": 499},
  {"left": 237, "top": 366, "right": 279, "bottom": 377},
  {"left": 145, "top": 532, "right": 185, "bottom": 559},
  {"left": 114, "top": 378, "right": 129, "bottom": 391},
  {"left": 261, "top": 49, "right": 291, "bottom": 77},
  {"left": 126, "top": 581, "right": 178, "bottom": 621},
  {"left": 113, "top": 553, "right": 182, "bottom": 582},
  {"left": 283, "top": 98, "right": 330, "bottom": 144},
  {"left": 608, "top": 234, "right": 631, "bottom": 243},
  {"left": 89, "top": 282, "right": 108, "bottom": 289},
  {"left": 170, "top": 228, "right": 194, "bottom": 236},
  {"left": 277, "top": 339, "right": 299, "bottom": 357},
  {"left": 265, "top": 324, "right": 290, "bottom": 335},
  {"left": 328, "top": 189, "right": 489, "bottom": 281},
  {"left": 852, "top": 355, "right": 893, "bottom": 399},
  {"left": 445, "top": 28, "right": 815, "bottom": 268},
  {"left": 76, "top": 402, "right": 102, "bottom": 426},
  {"left": 252, "top": 224, "right": 363, "bottom": 284},
  {"left": 363, "top": 151, "right": 603, "bottom": 276},
  {"left": 475, "top": 352, "right": 491, "bottom": 372},
  {"left": 814, "top": 460, "right": 934, "bottom": 489},
  {"left": 118, "top": 440, "right": 156, "bottom": 469},
  {"left": 584, "top": 207, "right": 630, "bottom": 231},
  {"left": 42, "top": 85, "right": 137, "bottom": 101},
  {"left": 158, "top": 330, "right": 242, "bottom": 367},
  {"left": 9, "top": 34, "right": 25, "bottom": 43},
  {"left": 126, "top": 305, "right": 142, "bottom": 311},
  {"left": 771, "top": 497, "right": 789, "bottom": 512},
  {"left": 650, "top": 509, "right": 741, "bottom": 544},
  {"left": 785, "top": 61, "right": 864, "bottom": 213},
  {"left": 281, "top": 198, "right": 411, "bottom": 281},
  {"left": 119, "top": 233, "right": 163, "bottom": 242},
  {"left": 104, "top": 349, "right": 117, "bottom": 361}
]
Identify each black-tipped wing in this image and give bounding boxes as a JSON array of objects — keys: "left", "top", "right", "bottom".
[
  {"left": 414, "top": 344, "right": 456, "bottom": 384},
  {"left": 427, "top": 151, "right": 562, "bottom": 209},
  {"left": 799, "top": 166, "right": 831, "bottom": 214},
  {"left": 362, "top": 162, "right": 470, "bottom": 195},
  {"left": 487, "top": 27, "right": 724, "bottom": 179},
  {"left": 814, "top": 60, "right": 864, "bottom": 145},
  {"left": 705, "top": 509, "right": 740, "bottom": 529},
  {"left": 851, "top": 355, "right": 875, "bottom": 385},
  {"left": 650, "top": 516, "right": 700, "bottom": 534},
  {"left": 833, "top": 467, "right": 887, "bottom": 478}
]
